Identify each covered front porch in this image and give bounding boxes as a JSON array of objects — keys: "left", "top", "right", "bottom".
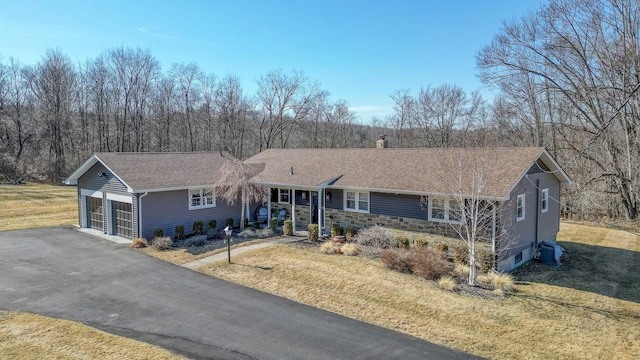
[{"left": 252, "top": 187, "right": 328, "bottom": 233}]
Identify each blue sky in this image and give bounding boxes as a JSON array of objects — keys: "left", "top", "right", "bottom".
[{"left": 0, "top": 0, "right": 545, "bottom": 123}]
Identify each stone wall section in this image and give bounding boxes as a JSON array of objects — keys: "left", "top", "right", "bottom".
[{"left": 325, "top": 208, "right": 456, "bottom": 237}]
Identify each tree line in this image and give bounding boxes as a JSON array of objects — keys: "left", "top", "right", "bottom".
[{"left": 1, "top": 0, "right": 639, "bottom": 221}]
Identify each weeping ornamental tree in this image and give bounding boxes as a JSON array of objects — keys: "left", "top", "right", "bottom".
[{"left": 213, "top": 158, "right": 268, "bottom": 230}]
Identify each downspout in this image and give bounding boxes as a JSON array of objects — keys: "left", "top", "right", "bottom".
[
  {"left": 138, "top": 192, "right": 149, "bottom": 239},
  {"left": 492, "top": 201, "right": 497, "bottom": 271},
  {"left": 535, "top": 179, "right": 540, "bottom": 248}
]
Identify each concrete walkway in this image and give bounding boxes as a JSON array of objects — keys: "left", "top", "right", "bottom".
[{"left": 181, "top": 235, "right": 305, "bottom": 269}]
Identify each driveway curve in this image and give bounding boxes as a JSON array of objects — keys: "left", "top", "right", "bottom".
[{"left": 0, "top": 227, "right": 479, "bottom": 360}]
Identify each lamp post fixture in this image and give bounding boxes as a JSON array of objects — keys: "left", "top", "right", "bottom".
[{"left": 224, "top": 226, "right": 232, "bottom": 264}]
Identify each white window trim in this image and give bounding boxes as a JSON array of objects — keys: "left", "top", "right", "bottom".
[
  {"left": 540, "top": 188, "right": 549, "bottom": 213},
  {"left": 343, "top": 190, "right": 370, "bottom": 213},
  {"left": 189, "top": 188, "right": 216, "bottom": 210},
  {"left": 516, "top": 194, "right": 526, "bottom": 221},
  {"left": 278, "top": 188, "right": 291, "bottom": 204},
  {"left": 428, "top": 197, "right": 462, "bottom": 224}
]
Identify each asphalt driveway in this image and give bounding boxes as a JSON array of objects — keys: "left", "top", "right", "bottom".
[{"left": 0, "top": 227, "right": 478, "bottom": 360}]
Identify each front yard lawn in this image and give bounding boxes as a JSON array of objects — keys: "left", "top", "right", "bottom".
[{"left": 191, "top": 222, "right": 640, "bottom": 359}]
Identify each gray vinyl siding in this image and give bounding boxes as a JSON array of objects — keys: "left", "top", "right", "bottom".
[
  {"left": 500, "top": 166, "right": 561, "bottom": 260},
  {"left": 370, "top": 192, "right": 427, "bottom": 219},
  {"left": 77, "top": 162, "right": 128, "bottom": 194},
  {"left": 325, "top": 189, "right": 343, "bottom": 210},
  {"left": 140, "top": 190, "right": 243, "bottom": 240}
]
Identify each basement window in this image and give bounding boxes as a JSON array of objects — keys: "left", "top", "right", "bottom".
[{"left": 515, "top": 251, "right": 523, "bottom": 264}]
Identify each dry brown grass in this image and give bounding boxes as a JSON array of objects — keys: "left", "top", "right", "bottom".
[
  {"left": 0, "top": 311, "right": 185, "bottom": 359},
  {"left": 195, "top": 222, "right": 640, "bottom": 359},
  {"left": 0, "top": 183, "right": 77, "bottom": 231}
]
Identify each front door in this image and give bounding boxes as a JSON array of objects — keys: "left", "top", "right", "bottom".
[{"left": 312, "top": 192, "right": 319, "bottom": 224}]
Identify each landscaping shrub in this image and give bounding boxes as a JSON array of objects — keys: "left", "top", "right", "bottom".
[
  {"left": 380, "top": 249, "right": 413, "bottom": 273},
  {"left": 492, "top": 272, "right": 515, "bottom": 293},
  {"left": 270, "top": 217, "right": 277, "bottom": 231},
  {"left": 174, "top": 225, "right": 186, "bottom": 240},
  {"left": 354, "top": 225, "right": 398, "bottom": 249},
  {"left": 183, "top": 234, "right": 207, "bottom": 247},
  {"left": 414, "top": 238, "right": 428, "bottom": 248},
  {"left": 238, "top": 229, "right": 257, "bottom": 238},
  {"left": 434, "top": 242, "right": 449, "bottom": 254},
  {"left": 208, "top": 219, "right": 217, "bottom": 230},
  {"left": 284, "top": 220, "right": 294, "bottom": 236},
  {"left": 226, "top": 218, "right": 234, "bottom": 228},
  {"left": 398, "top": 236, "right": 411, "bottom": 249},
  {"left": 438, "top": 275, "right": 457, "bottom": 291},
  {"left": 340, "top": 243, "right": 360, "bottom": 256},
  {"left": 453, "top": 245, "right": 468, "bottom": 265},
  {"left": 477, "top": 250, "right": 495, "bottom": 272},
  {"left": 153, "top": 228, "right": 164, "bottom": 239},
  {"left": 345, "top": 227, "right": 357, "bottom": 242},
  {"left": 257, "top": 228, "right": 275, "bottom": 238},
  {"left": 243, "top": 217, "right": 249, "bottom": 228},
  {"left": 320, "top": 241, "right": 339, "bottom": 254},
  {"left": 252, "top": 221, "right": 261, "bottom": 229},
  {"left": 453, "top": 263, "right": 470, "bottom": 280},
  {"left": 308, "top": 224, "right": 319, "bottom": 241},
  {"left": 192, "top": 221, "right": 204, "bottom": 235},
  {"left": 152, "top": 236, "right": 173, "bottom": 250},
  {"left": 330, "top": 225, "right": 344, "bottom": 237},
  {"left": 130, "top": 237, "right": 148, "bottom": 248},
  {"left": 411, "top": 247, "right": 453, "bottom": 280}
]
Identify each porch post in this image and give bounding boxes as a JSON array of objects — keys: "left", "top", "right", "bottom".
[
  {"left": 291, "top": 189, "right": 296, "bottom": 231},
  {"left": 317, "top": 189, "right": 323, "bottom": 232},
  {"left": 267, "top": 187, "right": 272, "bottom": 222}
]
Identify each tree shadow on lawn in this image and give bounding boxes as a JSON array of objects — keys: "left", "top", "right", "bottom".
[{"left": 513, "top": 241, "right": 640, "bottom": 304}]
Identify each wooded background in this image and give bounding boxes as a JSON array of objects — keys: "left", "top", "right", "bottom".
[{"left": 1, "top": 0, "right": 639, "bottom": 221}]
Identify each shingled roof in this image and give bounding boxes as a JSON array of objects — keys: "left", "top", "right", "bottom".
[
  {"left": 65, "top": 152, "right": 236, "bottom": 192},
  {"left": 244, "top": 147, "right": 571, "bottom": 200}
]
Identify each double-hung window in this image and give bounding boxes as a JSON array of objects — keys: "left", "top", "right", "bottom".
[
  {"left": 428, "top": 197, "right": 462, "bottom": 224},
  {"left": 189, "top": 189, "right": 215, "bottom": 210},
  {"left": 278, "top": 188, "right": 291, "bottom": 204},
  {"left": 540, "top": 188, "right": 549, "bottom": 213},
  {"left": 344, "top": 190, "right": 369, "bottom": 212},
  {"left": 516, "top": 194, "right": 525, "bottom": 221}
]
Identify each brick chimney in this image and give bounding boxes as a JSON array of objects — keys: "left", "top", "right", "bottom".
[{"left": 376, "top": 135, "right": 388, "bottom": 149}]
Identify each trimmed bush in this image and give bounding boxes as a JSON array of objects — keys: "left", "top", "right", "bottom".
[
  {"left": 192, "top": 221, "right": 204, "bottom": 235},
  {"left": 130, "top": 237, "right": 148, "bottom": 248},
  {"left": 330, "top": 225, "right": 344, "bottom": 237},
  {"left": 270, "top": 217, "right": 277, "bottom": 231},
  {"left": 283, "top": 220, "right": 294, "bottom": 236},
  {"left": 340, "top": 243, "right": 360, "bottom": 256},
  {"left": 434, "top": 242, "right": 449, "bottom": 254},
  {"left": 183, "top": 234, "right": 207, "bottom": 247},
  {"left": 243, "top": 217, "right": 249, "bottom": 228},
  {"left": 252, "top": 221, "right": 261, "bottom": 229},
  {"left": 414, "top": 238, "right": 428, "bottom": 248},
  {"left": 208, "top": 219, "right": 217, "bottom": 230},
  {"left": 398, "top": 236, "right": 411, "bottom": 249},
  {"left": 153, "top": 228, "right": 164, "bottom": 239},
  {"left": 226, "top": 218, "right": 234, "bottom": 228},
  {"left": 411, "top": 247, "right": 453, "bottom": 280},
  {"left": 175, "top": 225, "right": 186, "bottom": 240},
  {"left": 453, "top": 245, "right": 468, "bottom": 265},
  {"left": 477, "top": 250, "right": 495, "bottom": 273},
  {"left": 320, "top": 241, "right": 339, "bottom": 254},
  {"left": 152, "top": 236, "right": 173, "bottom": 250},
  {"left": 380, "top": 249, "right": 413, "bottom": 273},
  {"left": 438, "top": 276, "right": 457, "bottom": 291},
  {"left": 345, "top": 227, "right": 357, "bottom": 242},
  {"left": 354, "top": 225, "right": 398, "bottom": 249},
  {"left": 308, "top": 224, "right": 319, "bottom": 241}
]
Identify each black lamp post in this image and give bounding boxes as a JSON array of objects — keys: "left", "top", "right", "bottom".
[{"left": 224, "top": 226, "right": 232, "bottom": 263}]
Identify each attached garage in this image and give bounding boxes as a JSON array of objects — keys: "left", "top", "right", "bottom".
[
  {"left": 112, "top": 200, "right": 133, "bottom": 238},
  {"left": 87, "top": 196, "right": 103, "bottom": 231}
]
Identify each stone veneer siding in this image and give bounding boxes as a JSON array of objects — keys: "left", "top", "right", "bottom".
[{"left": 325, "top": 208, "right": 457, "bottom": 237}]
